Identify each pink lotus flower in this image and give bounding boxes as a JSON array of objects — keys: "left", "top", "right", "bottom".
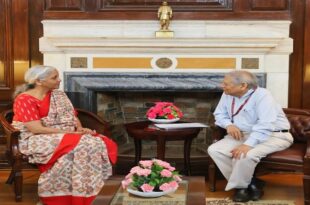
[{"left": 140, "top": 184, "right": 154, "bottom": 192}]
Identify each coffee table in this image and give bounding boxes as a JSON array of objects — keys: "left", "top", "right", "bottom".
[
  {"left": 93, "top": 176, "right": 206, "bottom": 205},
  {"left": 125, "top": 121, "right": 202, "bottom": 175}
]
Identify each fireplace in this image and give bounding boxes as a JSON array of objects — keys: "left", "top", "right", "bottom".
[{"left": 63, "top": 72, "right": 266, "bottom": 174}]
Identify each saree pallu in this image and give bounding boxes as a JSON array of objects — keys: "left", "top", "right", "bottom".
[{"left": 12, "top": 90, "right": 112, "bottom": 205}]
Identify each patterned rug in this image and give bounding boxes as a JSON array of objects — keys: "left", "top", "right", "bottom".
[{"left": 206, "top": 198, "right": 295, "bottom": 205}]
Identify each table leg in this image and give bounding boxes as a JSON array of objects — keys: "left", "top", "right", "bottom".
[
  {"left": 134, "top": 139, "right": 142, "bottom": 164},
  {"left": 156, "top": 137, "right": 166, "bottom": 160},
  {"left": 184, "top": 138, "right": 194, "bottom": 176}
]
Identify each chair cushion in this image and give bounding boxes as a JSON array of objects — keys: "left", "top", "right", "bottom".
[{"left": 262, "top": 143, "right": 305, "bottom": 164}]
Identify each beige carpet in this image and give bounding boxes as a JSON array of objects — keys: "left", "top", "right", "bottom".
[{"left": 206, "top": 198, "right": 295, "bottom": 205}]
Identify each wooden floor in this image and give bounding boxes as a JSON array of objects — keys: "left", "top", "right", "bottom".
[{"left": 0, "top": 170, "right": 304, "bottom": 205}]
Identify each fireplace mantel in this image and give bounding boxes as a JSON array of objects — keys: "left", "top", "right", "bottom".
[
  {"left": 40, "top": 37, "right": 291, "bottom": 54},
  {"left": 65, "top": 72, "right": 266, "bottom": 112}
]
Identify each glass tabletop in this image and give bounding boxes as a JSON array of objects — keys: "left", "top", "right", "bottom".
[{"left": 110, "top": 180, "right": 188, "bottom": 205}]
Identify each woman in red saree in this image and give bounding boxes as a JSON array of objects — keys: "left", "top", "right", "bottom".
[{"left": 12, "top": 65, "right": 116, "bottom": 205}]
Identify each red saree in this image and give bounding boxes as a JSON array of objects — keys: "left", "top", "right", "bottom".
[{"left": 12, "top": 90, "right": 113, "bottom": 205}]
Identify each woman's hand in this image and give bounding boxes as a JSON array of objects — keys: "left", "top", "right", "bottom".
[
  {"left": 25, "top": 120, "right": 69, "bottom": 134},
  {"left": 76, "top": 127, "right": 96, "bottom": 135}
]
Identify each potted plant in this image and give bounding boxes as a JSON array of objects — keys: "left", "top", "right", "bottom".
[
  {"left": 146, "top": 102, "right": 183, "bottom": 123},
  {"left": 121, "top": 159, "right": 182, "bottom": 197}
]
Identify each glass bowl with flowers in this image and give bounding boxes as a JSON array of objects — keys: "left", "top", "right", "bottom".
[
  {"left": 121, "top": 159, "right": 182, "bottom": 198},
  {"left": 146, "top": 102, "right": 183, "bottom": 124}
]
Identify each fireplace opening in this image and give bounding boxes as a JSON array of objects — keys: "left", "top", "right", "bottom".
[{"left": 64, "top": 72, "right": 266, "bottom": 174}]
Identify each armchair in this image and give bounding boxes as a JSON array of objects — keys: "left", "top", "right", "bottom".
[
  {"left": 0, "top": 108, "right": 111, "bottom": 202},
  {"left": 208, "top": 108, "right": 310, "bottom": 205}
]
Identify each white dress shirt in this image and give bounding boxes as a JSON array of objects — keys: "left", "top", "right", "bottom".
[{"left": 214, "top": 87, "right": 290, "bottom": 147}]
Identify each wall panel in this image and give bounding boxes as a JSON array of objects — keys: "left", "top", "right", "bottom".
[
  {"left": 251, "top": 0, "right": 288, "bottom": 11},
  {"left": 29, "top": 0, "right": 44, "bottom": 66},
  {"left": 0, "top": 0, "right": 14, "bottom": 112},
  {"left": 302, "top": 0, "right": 310, "bottom": 108},
  {"left": 12, "top": 0, "right": 29, "bottom": 86},
  {"left": 0, "top": 0, "right": 5, "bottom": 86},
  {"left": 45, "top": 0, "right": 83, "bottom": 11},
  {"left": 288, "top": 0, "right": 305, "bottom": 108}
]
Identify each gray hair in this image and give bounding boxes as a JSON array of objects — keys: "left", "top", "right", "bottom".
[
  {"left": 225, "top": 71, "right": 258, "bottom": 89},
  {"left": 13, "top": 65, "right": 57, "bottom": 98}
]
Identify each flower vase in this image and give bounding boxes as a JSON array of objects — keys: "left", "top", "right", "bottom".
[
  {"left": 127, "top": 187, "right": 177, "bottom": 198},
  {"left": 148, "top": 118, "right": 180, "bottom": 124}
]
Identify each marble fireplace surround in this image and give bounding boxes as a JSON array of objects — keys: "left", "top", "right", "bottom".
[
  {"left": 40, "top": 20, "right": 293, "bottom": 108},
  {"left": 64, "top": 72, "right": 266, "bottom": 112}
]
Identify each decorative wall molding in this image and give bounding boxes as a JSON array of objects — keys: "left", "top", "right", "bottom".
[
  {"left": 99, "top": 0, "right": 233, "bottom": 11},
  {"left": 251, "top": 0, "right": 288, "bottom": 11},
  {"left": 45, "top": 0, "right": 84, "bottom": 11}
]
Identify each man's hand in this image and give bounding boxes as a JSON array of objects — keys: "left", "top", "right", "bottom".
[
  {"left": 231, "top": 144, "right": 252, "bottom": 159},
  {"left": 226, "top": 125, "right": 243, "bottom": 140}
]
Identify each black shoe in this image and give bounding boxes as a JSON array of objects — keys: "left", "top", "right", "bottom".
[
  {"left": 248, "top": 178, "right": 264, "bottom": 201},
  {"left": 233, "top": 188, "right": 251, "bottom": 202},
  {"left": 252, "top": 177, "right": 266, "bottom": 189}
]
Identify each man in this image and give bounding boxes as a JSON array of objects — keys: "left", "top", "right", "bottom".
[{"left": 208, "top": 71, "right": 293, "bottom": 202}]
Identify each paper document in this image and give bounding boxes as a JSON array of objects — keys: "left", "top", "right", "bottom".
[{"left": 154, "top": 123, "right": 208, "bottom": 130}]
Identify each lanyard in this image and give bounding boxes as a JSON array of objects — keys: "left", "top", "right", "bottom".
[{"left": 231, "top": 89, "right": 256, "bottom": 123}]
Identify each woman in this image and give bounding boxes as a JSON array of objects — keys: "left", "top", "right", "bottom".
[{"left": 12, "top": 65, "right": 116, "bottom": 205}]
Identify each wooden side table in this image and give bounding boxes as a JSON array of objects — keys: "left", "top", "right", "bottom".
[{"left": 125, "top": 121, "right": 202, "bottom": 175}]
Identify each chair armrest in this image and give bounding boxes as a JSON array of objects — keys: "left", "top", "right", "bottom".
[
  {"left": 0, "top": 111, "right": 22, "bottom": 160},
  {"left": 210, "top": 125, "right": 226, "bottom": 143}
]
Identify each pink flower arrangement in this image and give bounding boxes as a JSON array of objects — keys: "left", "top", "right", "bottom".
[
  {"left": 146, "top": 102, "right": 183, "bottom": 120},
  {"left": 121, "top": 159, "right": 182, "bottom": 193}
]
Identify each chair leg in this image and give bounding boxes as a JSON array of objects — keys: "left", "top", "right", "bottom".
[
  {"left": 12, "top": 158, "right": 23, "bottom": 202},
  {"left": 208, "top": 159, "right": 216, "bottom": 192},
  {"left": 14, "top": 171, "right": 23, "bottom": 202},
  {"left": 6, "top": 169, "right": 15, "bottom": 184},
  {"left": 304, "top": 175, "right": 310, "bottom": 205}
]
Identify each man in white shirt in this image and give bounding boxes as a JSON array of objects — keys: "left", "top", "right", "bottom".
[{"left": 208, "top": 71, "right": 293, "bottom": 202}]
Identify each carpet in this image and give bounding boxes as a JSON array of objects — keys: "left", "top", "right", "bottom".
[{"left": 206, "top": 198, "right": 295, "bottom": 205}]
